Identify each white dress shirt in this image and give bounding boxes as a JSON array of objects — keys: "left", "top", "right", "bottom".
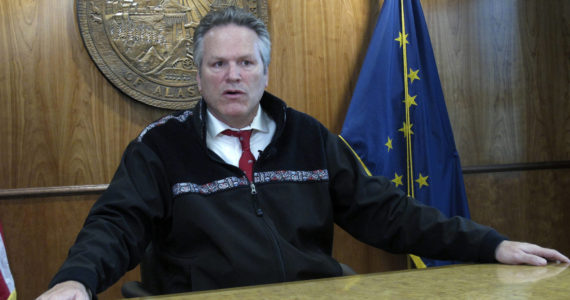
[{"left": 206, "top": 106, "right": 276, "bottom": 168}]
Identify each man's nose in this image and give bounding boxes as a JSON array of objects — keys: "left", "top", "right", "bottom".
[{"left": 227, "top": 63, "right": 241, "bottom": 81}]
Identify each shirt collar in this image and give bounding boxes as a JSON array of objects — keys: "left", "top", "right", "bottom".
[{"left": 206, "top": 105, "right": 272, "bottom": 138}]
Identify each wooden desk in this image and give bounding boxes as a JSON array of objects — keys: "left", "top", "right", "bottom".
[{"left": 146, "top": 263, "right": 569, "bottom": 299}]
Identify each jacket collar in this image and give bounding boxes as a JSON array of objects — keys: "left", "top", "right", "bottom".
[{"left": 192, "top": 91, "right": 287, "bottom": 144}]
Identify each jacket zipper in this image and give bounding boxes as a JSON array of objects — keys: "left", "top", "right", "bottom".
[
  {"left": 250, "top": 182, "right": 287, "bottom": 281},
  {"left": 250, "top": 183, "right": 264, "bottom": 216}
]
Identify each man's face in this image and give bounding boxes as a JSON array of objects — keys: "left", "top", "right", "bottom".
[{"left": 197, "top": 24, "right": 268, "bottom": 128}]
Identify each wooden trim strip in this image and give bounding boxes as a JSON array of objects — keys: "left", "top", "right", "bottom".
[
  {"left": 0, "top": 184, "right": 108, "bottom": 199},
  {"left": 1, "top": 161, "right": 568, "bottom": 199},
  {"left": 462, "top": 160, "right": 570, "bottom": 174}
]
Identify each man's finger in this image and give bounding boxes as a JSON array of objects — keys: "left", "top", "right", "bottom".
[
  {"left": 523, "top": 245, "right": 570, "bottom": 264},
  {"left": 520, "top": 253, "right": 547, "bottom": 266}
]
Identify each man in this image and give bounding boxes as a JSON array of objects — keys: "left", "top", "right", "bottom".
[{"left": 38, "top": 6, "right": 569, "bottom": 299}]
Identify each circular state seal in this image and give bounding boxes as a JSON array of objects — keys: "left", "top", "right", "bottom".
[{"left": 77, "top": 0, "right": 269, "bottom": 110}]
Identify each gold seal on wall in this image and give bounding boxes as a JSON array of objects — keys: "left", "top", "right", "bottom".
[{"left": 77, "top": 0, "right": 269, "bottom": 110}]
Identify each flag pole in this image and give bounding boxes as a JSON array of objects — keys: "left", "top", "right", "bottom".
[{"left": 399, "top": 0, "right": 414, "bottom": 198}]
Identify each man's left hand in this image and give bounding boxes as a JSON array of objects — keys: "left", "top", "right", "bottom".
[{"left": 495, "top": 241, "right": 570, "bottom": 265}]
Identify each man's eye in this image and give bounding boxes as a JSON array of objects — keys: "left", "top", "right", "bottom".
[
  {"left": 241, "top": 60, "right": 253, "bottom": 66},
  {"left": 212, "top": 61, "right": 224, "bottom": 67}
]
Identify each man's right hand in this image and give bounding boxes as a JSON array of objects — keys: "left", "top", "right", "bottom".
[{"left": 36, "top": 280, "right": 90, "bottom": 300}]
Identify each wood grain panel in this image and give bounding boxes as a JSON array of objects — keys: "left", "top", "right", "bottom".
[
  {"left": 423, "top": 0, "right": 570, "bottom": 165},
  {"left": 0, "top": 195, "right": 139, "bottom": 299},
  {"left": 465, "top": 168, "right": 570, "bottom": 256},
  {"left": 267, "top": 0, "right": 381, "bottom": 133},
  {"left": 0, "top": 0, "right": 167, "bottom": 189}
]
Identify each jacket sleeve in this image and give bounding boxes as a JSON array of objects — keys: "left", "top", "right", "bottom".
[
  {"left": 49, "top": 141, "right": 171, "bottom": 294},
  {"left": 326, "top": 133, "right": 506, "bottom": 263}
]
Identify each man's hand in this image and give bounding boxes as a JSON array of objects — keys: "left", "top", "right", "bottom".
[
  {"left": 36, "top": 280, "right": 90, "bottom": 300},
  {"left": 495, "top": 241, "right": 570, "bottom": 266}
]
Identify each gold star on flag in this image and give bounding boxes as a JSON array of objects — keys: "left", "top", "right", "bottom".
[
  {"left": 403, "top": 93, "right": 418, "bottom": 107},
  {"left": 398, "top": 122, "right": 414, "bottom": 137},
  {"left": 416, "top": 173, "right": 429, "bottom": 189},
  {"left": 385, "top": 137, "right": 393, "bottom": 152},
  {"left": 408, "top": 68, "right": 420, "bottom": 83},
  {"left": 395, "top": 32, "right": 409, "bottom": 48},
  {"left": 392, "top": 172, "right": 403, "bottom": 187}
]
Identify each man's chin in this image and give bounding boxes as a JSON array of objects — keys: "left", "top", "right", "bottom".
[{"left": 220, "top": 108, "right": 256, "bottom": 127}]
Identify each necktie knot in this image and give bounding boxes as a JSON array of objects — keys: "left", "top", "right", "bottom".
[
  {"left": 222, "top": 129, "right": 252, "bottom": 151},
  {"left": 222, "top": 129, "right": 255, "bottom": 181}
]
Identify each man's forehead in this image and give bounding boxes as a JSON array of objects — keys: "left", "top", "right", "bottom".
[
  {"left": 204, "top": 23, "right": 258, "bottom": 39},
  {"left": 202, "top": 25, "right": 260, "bottom": 57}
]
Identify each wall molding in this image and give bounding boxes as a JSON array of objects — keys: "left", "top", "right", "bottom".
[
  {"left": 0, "top": 184, "right": 108, "bottom": 199},
  {"left": 462, "top": 160, "right": 570, "bottom": 174}
]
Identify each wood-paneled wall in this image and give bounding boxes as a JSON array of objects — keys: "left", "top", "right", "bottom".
[
  {"left": 425, "top": 0, "right": 570, "bottom": 165},
  {"left": 421, "top": 0, "right": 570, "bottom": 262},
  {"left": 0, "top": 0, "right": 568, "bottom": 299}
]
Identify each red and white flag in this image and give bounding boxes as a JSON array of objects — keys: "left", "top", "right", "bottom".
[{"left": 0, "top": 222, "right": 16, "bottom": 300}]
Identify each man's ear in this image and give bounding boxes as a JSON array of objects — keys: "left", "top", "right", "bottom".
[{"left": 196, "top": 71, "right": 202, "bottom": 92}]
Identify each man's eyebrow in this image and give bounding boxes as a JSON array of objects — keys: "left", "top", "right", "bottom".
[
  {"left": 207, "top": 53, "right": 257, "bottom": 61},
  {"left": 206, "top": 55, "right": 225, "bottom": 61},
  {"left": 238, "top": 55, "right": 258, "bottom": 61}
]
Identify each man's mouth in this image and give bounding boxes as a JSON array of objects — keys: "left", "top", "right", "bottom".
[{"left": 224, "top": 89, "right": 245, "bottom": 96}]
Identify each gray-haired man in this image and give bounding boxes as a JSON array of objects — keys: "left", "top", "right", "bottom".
[{"left": 38, "top": 6, "right": 569, "bottom": 299}]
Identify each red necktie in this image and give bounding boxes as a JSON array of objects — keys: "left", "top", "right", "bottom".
[{"left": 222, "top": 129, "right": 255, "bottom": 181}]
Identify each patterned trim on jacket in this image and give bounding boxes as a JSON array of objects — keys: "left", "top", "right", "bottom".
[{"left": 172, "top": 169, "right": 329, "bottom": 196}]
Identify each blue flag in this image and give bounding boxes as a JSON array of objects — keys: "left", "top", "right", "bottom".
[{"left": 340, "top": 0, "right": 469, "bottom": 267}]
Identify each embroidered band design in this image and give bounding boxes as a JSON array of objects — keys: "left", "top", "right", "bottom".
[
  {"left": 254, "top": 170, "right": 329, "bottom": 183},
  {"left": 172, "top": 169, "right": 329, "bottom": 196},
  {"left": 173, "top": 176, "right": 249, "bottom": 196}
]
